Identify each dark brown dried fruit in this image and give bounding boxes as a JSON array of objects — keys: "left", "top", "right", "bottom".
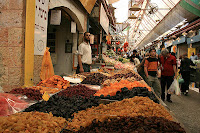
[{"left": 65, "top": 116, "right": 185, "bottom": 133}]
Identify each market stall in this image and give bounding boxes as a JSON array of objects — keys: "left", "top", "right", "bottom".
[{"left": 0, "top": 57, "right": 186, "bottom": 132}]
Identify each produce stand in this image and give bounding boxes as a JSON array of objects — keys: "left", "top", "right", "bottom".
[{"left": 0, "top": 54, "right": 187, "bottom": 132}]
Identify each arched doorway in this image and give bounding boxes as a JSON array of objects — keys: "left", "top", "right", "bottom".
[{"left": 47, "top": 6, "right": 84, "bottom": 75}]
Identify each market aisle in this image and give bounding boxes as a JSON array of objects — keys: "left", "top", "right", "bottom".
[{"left": 165, "top": 90, "right": 200, "bottom": 133}]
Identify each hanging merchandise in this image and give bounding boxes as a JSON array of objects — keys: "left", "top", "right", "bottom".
[
  {"left": 171, "top": 45, "right": 177, "bottom": 53},
  {"left": 40, "top": 47, "right": 55, "bottom": 80},
  {"left": 116, "top": 41, "right": 120, "bottom": 45},
  {"left": 124, "top": 41, "right": 129, "bottom": 48},
  {"left": 118, "top": 48, "right": 121, "bottom": 52},
  {"left": 124, "top": 48, "right": 127, "bottom": 52},
  {"left": 107, "top": 40, "right": 111, "bottom": 45},
  {"left": 114, "top": 48, "right": 116, "bottom": 52}
]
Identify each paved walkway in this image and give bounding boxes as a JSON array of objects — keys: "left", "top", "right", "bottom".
[{"left": 165, "top": 90, "right": 200, "bottom": 133}]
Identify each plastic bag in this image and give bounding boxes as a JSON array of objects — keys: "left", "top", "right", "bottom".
[
  {"left": 0, "top": 93, "right": 30, "bottom": 116},
  {"left": 168, "top": 79, "right": 181, "bottom": 95},
  {"left": 178, "top": 75, "right": 184, "bottom": 84},
  {"left": 40, "top": 47, "right": 55, "bottom": 80}
]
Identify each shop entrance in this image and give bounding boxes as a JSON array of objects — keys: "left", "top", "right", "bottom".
[{"left": 47, "top": 9, "right": 74, "bottom": 76}]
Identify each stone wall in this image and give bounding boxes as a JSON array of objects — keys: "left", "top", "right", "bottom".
[{"left": 0, "top": 0, "right": 25, "bottom": 92}]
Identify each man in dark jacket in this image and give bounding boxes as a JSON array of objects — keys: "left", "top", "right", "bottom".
[{"left": 180, "top": 53, "right": 195, "bottom": 95}]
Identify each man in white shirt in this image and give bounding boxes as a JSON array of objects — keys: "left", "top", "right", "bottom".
[
  {"left": 130, "top": 55, "right": 140, "bottom": 67},
  {"left": 76, "top": 32, "right": 92, "bottom": 73},
  {"left": 190, "top": 52, "right": 198, "bottom": 61}
]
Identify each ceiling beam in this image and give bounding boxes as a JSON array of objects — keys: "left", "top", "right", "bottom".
[{"left": 132, "top": 0, "right": 150, "bottom": 39}]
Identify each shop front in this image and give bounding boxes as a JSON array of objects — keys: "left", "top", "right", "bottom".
[
  {"left": 173, "top": 37, "right": 187, "bottom": 58},
  {"left": 47, "top": 0, "right": 88, "bottom": 76},
  {"left": 164, "top": 39, "right": 173, "bottom": 52},
  {"left": 187, "top": 34, "right": 200, "bottom": 58}
]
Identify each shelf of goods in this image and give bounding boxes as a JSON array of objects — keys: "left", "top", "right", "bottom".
[
  {"left": 102, "top": 54, "right": 136, "bottom": 72},
  {"left": 0, "top": 70, "right": 186, "bottom": 132}
]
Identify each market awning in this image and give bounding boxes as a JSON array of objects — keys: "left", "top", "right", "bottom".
[
  {"left": 79, "top": 0, "right": 97, "bottom": 14},
  {"left": 135, "top": 0, "right": 198, "bottom": 49}
]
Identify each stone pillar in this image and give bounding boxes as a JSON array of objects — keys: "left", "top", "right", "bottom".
[{"left": 0, "top": 0, "right": 25, "bottom": 92}]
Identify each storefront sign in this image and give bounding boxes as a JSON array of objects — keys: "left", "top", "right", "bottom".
[
  {"left": 34, "top": 0, "right": 49, "bottom": 55},
  {"left": 164, "top": 40, "right": 173, "bottom": 48},
  {"left": 173, "top": 37, "right": 186, "bottom": 45},
  {"left": 100, "top": 4, "right": 109, "bottom": 35},
  {"left": 50, "top": 10, "right": 61, "bottom": 25},
  {"left": 187, "top": 35, "right": 200, "bottom": 44},
  {"left": 71, "top": 21, "right": 76, "bottom": 33}
]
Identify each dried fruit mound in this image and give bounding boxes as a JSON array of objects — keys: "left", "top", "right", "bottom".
[
  {"left": 94, "top": 80, "right": 151, "bottom": 97},
  {"left": 81, "top": 73, "right": 108, "bottom": 85},
  {"left": 58, "top": 84, "right": 97, "bottom": 98},
  {"left": 99, "top": 87, "right": 159, "bottom": 103},
  {"left": 24, "top": 95, "right": 100, "bottom": 119},
  {"left": 112, "top": 72, "right": 143, "bottom": 81},
  {"left": 9, "top": 88, "right": 43, "bottom": 101},
  {"left": 31, "top": 86, "right": 61, "bottom": 94},
  {"left": 0, "top": 112, "right": 67, "bottom": 133},
  {"left": 37, "top": 75, "right": 70, "bottom": 89},
  {"left": 75, "top": 116, "right": 186, "bottom": 133},
  {"left": 0, "top": 93, "right": 29, "bottom": 116},
  {"left": 66, "top": 97, "right": 173, "bottom": 131}
]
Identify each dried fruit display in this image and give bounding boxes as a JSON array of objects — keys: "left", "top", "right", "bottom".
[
  {"left": 24, "top": 95, "right": 100, "bottom": 119},
  {"left": 9, "top": 88, "right": 43, "bottom": 101},
  {"left": 113, "top": 72, "right": 142, "bottom": 80},
  {"left": 37, "top": 75, "right": 70, "bottom": 89},
  {"left": 66, "top": 97, "right": 173, "bottom": 131},
  {"left": 0, "top": 93, "right": 29, "bottom": 116},
  {"left": 57, "top": 84, "right": 97, "bottom": 98},
  {"left": 103, "top": 72, "right": 143, "bottom": 86},
  {"left": 81, "top": 73, "right": 108, "bottom": 85},
  {"left": 100, "top": 87, "right": 159, "bottom": 103},
  {"left": 94, "top": 80, "right": 151, "bottom": 97},
  {"left": 75, "top": 116, "right": 185, "bottom": 133},
  {"left": 30, "top": 86, "right": 60, "bottom": 94},
  {"left": 0, "top": 112, "right": 67, "bottom": 133}
]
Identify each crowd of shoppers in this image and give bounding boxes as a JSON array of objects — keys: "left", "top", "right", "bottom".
[{"left": 129, "top": 48, "right": 197, "bottom": 102}]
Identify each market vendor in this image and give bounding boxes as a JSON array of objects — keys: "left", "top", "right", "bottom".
[{"left": 76, "top": 32, "right": 92, "bottom": 73}]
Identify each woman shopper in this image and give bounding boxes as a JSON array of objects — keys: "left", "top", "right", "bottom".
[{"left": 180, "top": 53, "right": 195, "bottom": 95}]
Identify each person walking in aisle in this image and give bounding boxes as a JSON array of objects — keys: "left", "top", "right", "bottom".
[
  {"left": 160, "top": 49, "right": 177, "bottom": 103},
  {"left": 180, "top": 53, "right": 195, "bottom": 95},
  {"left": 144, "top": 48, "right": 161, "bottom": 97},
  {"left": 137, "top": 53, "right": 150, "bottom": 85},
  {"left": 130, "top": 55, "right": 140, "bottom": 67},
  {"left": 76, "top": 32, "right": 92, "bottom": 73},
  {"left": 190, "top": 52, "right": 198, "bottom": 61}
]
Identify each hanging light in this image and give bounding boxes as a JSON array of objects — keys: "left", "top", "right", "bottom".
[
  {"left": 129, "top": 4, "right": 141, "bottom": 11},
  {"left": 182, "top": 32, "right": 187, "bottom": 36},
  {"left": 188, "top": 30, "right": 194, "bottom": 33},
  {"left": 128, "top": 14, "right": 137, "bottom": 19},
  {"left": 177, "top": 37, "right": 181, "bottom": 42},
  {"left": 171, "top": 35, "right": 176, "bottom": 39}
]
